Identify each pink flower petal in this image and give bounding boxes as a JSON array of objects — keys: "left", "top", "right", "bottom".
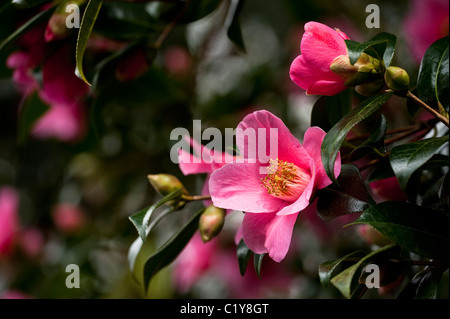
[
  {"left": 242, "top": 212, "right": 298, "bottom": 262},
  {"left": 210, "top": 161, "right": 285, "bottom": 213}
]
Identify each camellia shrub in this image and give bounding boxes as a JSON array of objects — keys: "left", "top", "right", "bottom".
[{"left": 0, "top": 0, "right": 448, "bottom": 300}]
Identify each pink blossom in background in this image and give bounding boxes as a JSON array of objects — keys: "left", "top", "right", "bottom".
[
  {"left": 115, "top": 49, "right": 150, "bottom": 82},
  {"left": 369, "top": 176, "right": 407, "bottom": 202},
  {"left": 290, "top": 21, "right": 350, "bottom": 96},
  {"left": 51, "top": 203, "right": 87, "bottom": 234},
  {"left": 403, "top": 0, "right": 449, "bottom": 63},
  {"left": 0, "top": 290, "right": 33, "bottom": 299},
  {"left": 209, "top": 110, "right": 341, "bottom": 262},
  {"left": 0, "top": 187, "right": 20, "bottom": 258},
  {"left": 163, "top": 46, "right": 192, "bottom": 76},
  {"left": 173, "top": 232, "right": 217, "bottom": 293},
  {"left": 6, "top": 24, "right": 89, "bottom": 142},
  {"left": 19, "top": 227, "right": 45, "bottom": 258}
]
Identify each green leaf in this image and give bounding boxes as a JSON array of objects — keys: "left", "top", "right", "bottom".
[
  {"left": 75, "top": 0, "right": 103, "bottom": 86},
  {"left": 129, "top": 188, "right": 182, "bottom": 242},
  {"left": 349, "top": 201, "right": 450, "bottom": 261},
  {"left": 330, "top": 244, "right": 398, "bottom": 298},
  {"left": 345, "top": 32, "right": 396, "bottom": 66},
  {"left": 253, "top": 253, "right": 265, "bottom": 279},
  {"left": 11, "top": 0, "right": 48, "bottom": 9},
  {"left": 311, "top": 89, "right": 352, "bottom": 131},
  {"left": 319, "top": 250, "right": 367, "bottom": 287},
  {"left": 321, "top": 93, "right": 393, "bottom": 183},
  {"left": 389, "top": 135, "right": 449, "bottom": 191},
  {"left": 236, "top": 238, "right": 252, "bottom": 276},
  {"left": 17, "top": 91, "right": 50, "bottom": 144},
  {"left": 142, "top": 207, "right": 205, "bottom": 294},
  {"left": 226, "top": 0, "right": 246, "bottom": 53},
  {"left": 317, "top": 164, "right": 374, "bottom": 220},
  {"left": 398, "top": 267, "right": 445, "bottom": 299},
  {"left": 417, "top": 36, "right": 449, "bottom": 113},
  {"left": 0, "top": 5, "right": 55, "bottom": 52}
]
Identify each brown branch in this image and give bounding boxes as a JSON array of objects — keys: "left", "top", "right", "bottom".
[{"left": 407, "top": 91, "right": 449, "bottom": 127}]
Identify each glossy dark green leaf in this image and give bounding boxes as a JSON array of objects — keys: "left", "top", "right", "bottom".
[
  {"left": 0, "top": 5, "right": 55, "bottom": 51},
  {"left": 417, "top": 36, "right": 449, "bottom": 113},
  {"left": 345, "top": 32, "right": 396, "bottom": 66},
  {"left": 11, "top": 0, "right": 48, "bottom": 9},
  {"left": 398, "top": 267, "right": 445, "bottom": 299},
  {"left": 17, "top": 91, "right": 50, "bottom": 145},
  {"left": 75, "top": 0, "right": 103, "bottom": 86},
  {"left": 129, "top": 188, "right": 182, "bottom": 242},
  {"left": 236, "top": 238, "right": 252, "bottom": 276},
  {"left": 330, "top": 244, "right": 398, "bottom": 298},
  {"left": 226, "top": 0, "right": 246, "bottom": 53},
  {"left": 317, "top": 164, "right": 374, "bottom": 220},
  {"left": 389, "top": 135, "right": 449, "bottom": 190},
  {"left": 142, "top": 206, "right": 205, "bottom": 294},
  {"left": 319, "top": 250, "right": 367, "bottom": 287},
  {"left": 349, "top": 201, "right": 450, "bottom": 261},
  {"left": 311, "top": 89, "right": 352, "bottom": 131},
  {"left": 321, "top": 93, "right": 393, "bottom": 183},
  {"left": 253, "top": 253, "right": 265, "bottom": 279}
]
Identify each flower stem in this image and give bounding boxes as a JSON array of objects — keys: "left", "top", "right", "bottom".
[
  {"left": 181, "top": 194, "right": 212, "bottom": 201},
  {"left": 407, "top": 91, "right": 449, "bottom": 127}
]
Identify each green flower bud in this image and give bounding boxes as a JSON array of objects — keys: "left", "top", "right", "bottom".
[
  {"left": 199, "top": 205, "right": 226, "bottom": 243},
  {"left": 147, "top": 174, "right": 186, "bottom": 196},
  {"left": 384, "top": 66, "right": 410, "bottom": 91}
]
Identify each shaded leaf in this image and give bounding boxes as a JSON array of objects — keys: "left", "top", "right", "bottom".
[
  {"left": 397, "top": 266, "right": 445, "bottom": 299},
  {"left": 319, "top": 250, "right": 367, "bottom": 287},
  {"left": 330, "top": 244, "right": 398, "bottom": 298},
  {"left": 142, "top": 206, "right": 205, "bottom": 294},
  {"left": 17, "top": 91, "right": 50, "bottom": 145},
  {"left": 11, "top": 0, "right": 48, "bottom": 9},
  {"left": 417, "top": 36, "right": 449, "bottom": 113},
  {"left": 321, "top": 93, "right": 393, "bottom": 183},
  {"left": 389, "top": 135, "right": 449, "bottom": 191},
  {"left": 129, "top": 188, "right": 182, "bottom": 242},
  {"left": 345, "top": 32, "right": 396, "bottom": 66},
  {"left": 0, "top": 4, "right": 55, "bottom": 51},
  {"left": 253, "top": 253, "right": 265, "bottom": 279},
  {"left": 75, "top": 0, "right": 103, "bottom": 86},
  {"left": 349, "top": 201, "right": 450, "bottom": 261},
  {"left": 236, "top": 238, "right": 252, "bottom": 276},
  {"left": 226, "top": 0, "right": 246, "bottom": 52},
  {"left": 311, "top": 89, "right": 352, "bottom": 131}
]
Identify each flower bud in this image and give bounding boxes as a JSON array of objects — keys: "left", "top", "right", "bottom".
[
  {"left": 147, "top": 174, "right": 187, "bottom": 197},
  {"left": 355, "top": 78, "right": 385, "bottom": 96},
  {"left": 45, "top": 12, "right": 70, "bottom": 42},
  {"left": 199, "top": 205, "right": 225, "bottom": 243},
  {"left": 384, "top": 66, "right": 410, "bottom": 91},
  {"left": 330, "top": 52, "right": 383, "bottom": 87}
]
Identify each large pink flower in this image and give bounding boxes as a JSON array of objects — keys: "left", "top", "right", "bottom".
[
  {"left": 209, "top": 110, "right": 341, "bottom": 262},
  {"left": 0, "top": 187, "right": 20, "bottom": 258},
  {"left": 290, "top": 21, "right": 350, "bottom": 96}
]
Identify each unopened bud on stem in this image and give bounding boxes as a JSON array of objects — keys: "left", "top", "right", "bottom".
[
  {"left": 147, "top": 174, "right": 187, "bottom": 196},
  {"left": 384, "top": 66, "right": 410, "bottom": 91},
  {"left": 199, "top": 205, "right": 225, "bottom": 242}
]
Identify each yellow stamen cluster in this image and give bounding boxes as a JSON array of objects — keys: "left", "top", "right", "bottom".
[{"left": 261, "top": 158, "right": 310, "bottom": 201}]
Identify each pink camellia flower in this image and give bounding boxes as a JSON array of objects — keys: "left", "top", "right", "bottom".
[
  {"left": 0, "top": 187, "right": 20, "bottom": 258},
  {"left": 290, "top": 21, "right": 350, "bottom": 96},
  {"left": 403, "top": 0, "right": 449, "bottom": 63},
  {"left": 369, "top": 176, "right": 407, "bottom": 202},
  {"left": 209, "top": 110, "right": 341, "bottom": 262}
]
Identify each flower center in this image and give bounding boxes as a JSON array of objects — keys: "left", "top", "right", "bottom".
[{"left": 261, "top": 158, "right": 311, "bottom": 202}]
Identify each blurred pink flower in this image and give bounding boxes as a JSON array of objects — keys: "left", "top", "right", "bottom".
[
  {"left": 290, "top": 21, "right": 350, "bottom": 96},
  {"left": 6, "top": 24, "right": 89, "bottom": 142},
  {"left": 0, "top": 187, "right": 20, "bottom": 258},
  {"left": 0, "top": 290, "right": 33, "bottom": 299},
  {"left": 173, "top": 232, "right": 217, "bottom": 293},
  {"left": 163, "top": 46, "right": 192, "bottom": 76},
  {"left": 115, "top": 48, "right": 150, "bottom": 82},
  {"left": 369, "top": 176, "right": 407, "bottom": 202},
  {"left": 51, "top": 203, "right": 87, "bottom": 234},
  {"left": 403, "top": 0, "right": 449, "bottom": 63},
  {"left": 209, "top": 110, "right": 341, "bottom": 262},
  {"left": 19, "top": 227, "right": 45, "bottom": 258}
]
